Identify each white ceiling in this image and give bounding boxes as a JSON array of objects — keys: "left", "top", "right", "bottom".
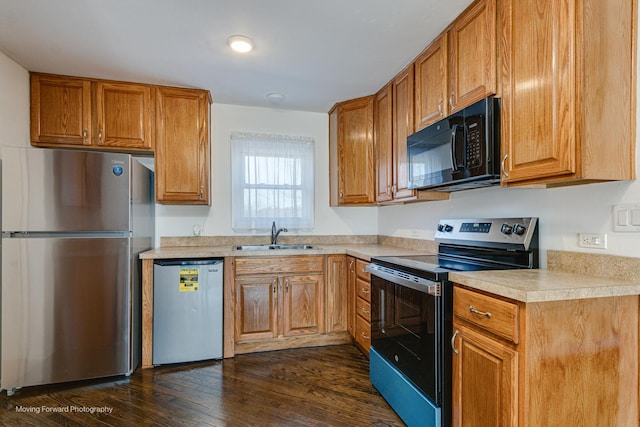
[{"left": 0, "top": 0, "right": 473, "bottom": 113}]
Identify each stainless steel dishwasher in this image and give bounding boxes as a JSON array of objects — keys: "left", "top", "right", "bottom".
[{"left": 153, "top": 258, "right": 223, "bottom": 365}]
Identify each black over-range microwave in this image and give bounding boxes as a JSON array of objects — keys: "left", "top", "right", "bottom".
[{"left": 407, "top": 96, "right": 500, "bottom": 192}]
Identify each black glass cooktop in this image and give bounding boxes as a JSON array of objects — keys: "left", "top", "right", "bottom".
[{"left": 372, "top": 251, "right": 529, "bottom": 282}]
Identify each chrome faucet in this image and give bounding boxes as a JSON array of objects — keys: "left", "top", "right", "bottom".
[{"left": 271, "top": 221, "right": 288, "bottom": 245}]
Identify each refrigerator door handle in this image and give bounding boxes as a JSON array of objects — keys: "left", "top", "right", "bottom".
[{"left": 2, "top": 231, "right": 130, "bottom": 238}]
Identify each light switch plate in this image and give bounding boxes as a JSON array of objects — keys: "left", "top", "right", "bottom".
[{"left": 613, "top": 204, "right": 640, "bottom": 232}]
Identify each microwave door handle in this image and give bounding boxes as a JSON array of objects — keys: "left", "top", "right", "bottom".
[{"left": 450, "top": 124, "right": 464, "bottom": 171}]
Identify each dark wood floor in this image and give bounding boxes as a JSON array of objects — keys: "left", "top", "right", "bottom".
[{"left": 0, "top": 344, "right": 404, "bottom": 426}]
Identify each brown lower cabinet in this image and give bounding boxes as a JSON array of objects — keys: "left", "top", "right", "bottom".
[
  {"left": 232, "top": 255, "right": 352, "bottom": 355},
  {"left": 235, "top": 257, "right": 324, "bottom": 341},
  {"left": 350, "top": 258, "right": 371, "bottom": 356},
  {"left": 452, "top": 284, "right": 639, "bottom": 426}
]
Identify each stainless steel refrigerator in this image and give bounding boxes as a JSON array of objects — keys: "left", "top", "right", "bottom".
[{"left": 0, "top": 147, "right": 154, "bottom": 395}]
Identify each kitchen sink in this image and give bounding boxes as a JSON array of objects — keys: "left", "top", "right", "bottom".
[{"left": 234, "top": 244, "right": 319, "bottom": 251}]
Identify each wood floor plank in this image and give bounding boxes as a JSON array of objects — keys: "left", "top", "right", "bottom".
[{"left": 0, "top": 345, "right": 404, "bottom": 426}]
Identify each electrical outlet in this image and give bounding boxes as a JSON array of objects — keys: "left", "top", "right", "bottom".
[{"left": 578, "top": 233, "right": 607, "bottom": 249}]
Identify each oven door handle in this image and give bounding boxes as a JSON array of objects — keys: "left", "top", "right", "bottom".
[{"left": 366, "top": 264, "right": 441, "bottom": 296}]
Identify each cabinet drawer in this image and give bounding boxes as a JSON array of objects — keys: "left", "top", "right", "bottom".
[
  {"left": 355, "top": 314, "right": 371, "bottom": 353},
  {"left": 235, "top": 256, "right": 324, "bottom": 275},
  {"left": 454, "top": 286, "right": 519, "bottom": 344},
  {"left": 355, "top": 259, "right": 370, "bottom": 280},
  {"left": 356, "top": 278, "right": 371, "bottom": 302},
  {"left": 356, "top": 297, "right": 371, "bottom": 322}
]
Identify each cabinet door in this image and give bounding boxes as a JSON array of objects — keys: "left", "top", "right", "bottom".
[
  {"left": 94, "top": 82, "right": 153, "bottom": 150},
  {"left": 155, "top": 87, "right": 211, "bottom": 204},
  {"left": 346, "top": 256, "right": 356, "bottom": 337},
  {"left": 374, "top": 84, "right": 393, "bottom": 203},
  {"left": 415, "top": 34, "right": 448, "bottom": 130},
  {"left": 452, "top": 322, "right": 518, "bottom": 427},
  {"left": 235, "top": 276, "right": 278, "bottom": 342},
  {"left": 337, "top": 96, "right": 375, "bottom": 205},
  {"left": 326, "top": 255, "right": 348, "bottom": 333},
  {"left": 448, "top": 0, "right": 497, "bottom": 112},
  {"left": 500, "top": 0, "right": 574, "bottom": 183},
  {"left": 30, "top": 74, "right": 91, "bottom": 146},
  {"left": 282, "top": 274, "right": 324, "bottom": 337},
  {"left": 392, "top": 64, "right": 415, "bottom": 201}
]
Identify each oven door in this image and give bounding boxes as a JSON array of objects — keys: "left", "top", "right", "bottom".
[{"left": 369, "top": 268, "right": 442, "bottom": 405}]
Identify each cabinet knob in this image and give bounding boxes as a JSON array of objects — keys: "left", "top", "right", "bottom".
[
  {"left": 449, "top": 91, "right": 456, "bottom": 110},
  {"left": 438, "top": 98, "right": 444, "bottom": 116},
  {"left": 98, "top": 128, "right": 103, "bottom": 143},
  {"left": 83, "top": 128, "right": 88, "bottom": 143}
]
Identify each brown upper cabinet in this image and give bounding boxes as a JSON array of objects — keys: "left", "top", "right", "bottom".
[
  {"left": 155, "top": 87, "right": 211, "bottom": 205},
  {"left": 329, "top": 96, "right": 376, "bottom": 206},
  {"left": 94, "top": 82, "right": 153, "bottom": 150},
  {"left": 375, "top": 65, "right": 416, "bottom": 203},
  {"left": 414, "top": 34, "right": 448, "bottom": 130},
  {"left": 414, "top": 0, "right": 497, "bottom": 131},
  {"left": 448, "top": 0, "right": 497, "bottom": 113},
  {"left": 31, "top": 73, "right": 154, "bottom": 152},
  {"left": 30, "top": 72, "right": 213, "bottom": 205},
  {"left": 30, "top": 74, "right": 92, "bottom": 147},
  {"left": 500, "top": 0, "right": 636, "bottom": 186}
]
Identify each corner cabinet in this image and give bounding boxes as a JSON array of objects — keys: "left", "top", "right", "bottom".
[
  {"left": 329, "top": 96, "right": 376, "bottom": 206},
  {"left": 155, "top": 87, "right": 211, "bottom": 205},
  {"left": 326, "top": 255, "right": 348, "bottom": 333},
  {"left": 452, "top": 285, "right": 639, "bottom": 425},
  {"left": 500, "top": 0, "right": 636, "bottom": 186}
]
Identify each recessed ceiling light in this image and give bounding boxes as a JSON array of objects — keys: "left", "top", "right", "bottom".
[
  {"left": 227, "top": 35, "right": 254, "bottom": 53},
  {"left": 266, "top": 92, "right": 286, "bottom": 104}
]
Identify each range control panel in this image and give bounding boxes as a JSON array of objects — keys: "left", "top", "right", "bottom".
[{"left": 435, "top": 217, "right": 538, "bottom": 251}]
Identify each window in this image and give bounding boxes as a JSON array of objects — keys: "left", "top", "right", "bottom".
[{"left": 231, "top": 132, "right": 314, "bottom": 231}]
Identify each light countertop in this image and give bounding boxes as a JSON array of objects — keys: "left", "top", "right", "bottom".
[
  {"left": 139, "top": 244, "right": 432, "bottom": 262},
  {"left": 140, "top": 245, "right": 640, "bottom": 303},
  {"left": 449, "top": 269, "right": 640, "bottom": 303}
]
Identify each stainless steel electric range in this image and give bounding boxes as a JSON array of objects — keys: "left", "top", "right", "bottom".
[{"left": 366, "top": 218, "right": 539, "bottom": 427}]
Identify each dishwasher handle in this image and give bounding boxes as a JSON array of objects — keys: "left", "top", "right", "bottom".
[{"left": 153, "top": 258, "right": 223, "bottom": 267}]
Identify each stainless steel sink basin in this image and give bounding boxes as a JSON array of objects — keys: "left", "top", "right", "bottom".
[{"left": 234, "top": 244, "right": 319, "bottom": 251}]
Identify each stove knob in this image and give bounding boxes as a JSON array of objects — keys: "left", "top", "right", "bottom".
[
  {"left": 513, "top": 224, "right": 526, "bottom": 235},
  {"left": 500, "top": 223, "right": 513, "bottom": 235},
  {"left": 437, "top": 224, "right": 445, "bottom": 232},
  {"left": 444, "top": 224, "right": 454, "bottom": 232}
]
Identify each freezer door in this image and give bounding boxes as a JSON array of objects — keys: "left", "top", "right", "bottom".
[
  {"left": 1, "top": 236, "right": 131, "bottom": 391},
  {"left": 1, "top": 147, "right": 131, "bottom": 232}
]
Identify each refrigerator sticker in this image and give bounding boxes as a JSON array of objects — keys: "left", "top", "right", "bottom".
[
  {"left": 112, "top": 166, "right": 124, "bottom": 177},
  {"left": 179, "top": 268, "right": 199, "bottom": 292}
]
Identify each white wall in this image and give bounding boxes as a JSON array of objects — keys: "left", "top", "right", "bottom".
[
  {"left": 0, "top": 50, "right": 30, "bottom": 148},
  {"left": 378, "top": 180, "right": 640, "bottom": 266},
  {"left": 154, "top": 103, "right": 379, "bottom": 238}
]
